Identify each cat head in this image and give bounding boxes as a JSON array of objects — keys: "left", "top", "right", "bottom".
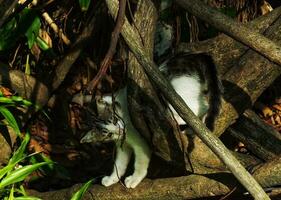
[{"left": 80, "top": 119, "right": 125, "bottom": 143}]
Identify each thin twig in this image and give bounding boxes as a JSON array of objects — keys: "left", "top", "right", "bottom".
[
  {"left": 86, "top": 0, "right": 126, "bottom": 92},
  {"left": 41, "top": 12, "right": 71, "bottom": 45}
]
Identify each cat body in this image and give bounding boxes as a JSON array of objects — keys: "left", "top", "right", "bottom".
[
  {"left": 74, "top": 53, "right": 222, "bottom": 188},
  {"left": 76, "top": 88, "right": 151, "bottom": 188},
  {"left": 160, "top": 53, "right": 222, "bottom": 131}
]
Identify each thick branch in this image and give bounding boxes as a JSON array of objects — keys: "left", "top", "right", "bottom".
[
  {"left": 177, "top": 6, "right": 281, "bottom": 75},
  {"left": 175, "top": 0, "right": 281, "bottom": 66},
  {"left": 29, "top": 167, "right": 281, "bottom": 200},
  {"left": 0, "top": 63, "right": 49, "bottom": 107},
  {"left": 213, "top": 16, "right": 281, "bottom": 137},
  {"left": 106, "top": 0, "right": 269, "bottom": 199},
  {"left": 227, "top": 110, "right": 281, "bottom": 161},
  {"left": 27, "top": 174, "right": 239, "bottom": 200}
]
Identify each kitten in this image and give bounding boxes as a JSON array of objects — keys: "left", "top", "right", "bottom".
[
  {"left": 74, "top": 88, "right": 151, "bottom": 188},
  {"left": 73, "top": 53, "right": 222, "bottom": 188}
]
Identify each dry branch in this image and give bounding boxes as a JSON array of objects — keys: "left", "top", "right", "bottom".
[
  {"left": 177, "top": 6, "right": 281, "bottom": 75},
  {"left": 86, "top": 0, "right": 126, "bottom": 92},
  {"left": 0, "top": 63, "right": 49, "bottom": 107},
  {"left": 175, "top": 0, "right": 281, "bottom": 66},
  {"left": 28, "top": 174, "right": 234, "bottom": 200},
  {"left": 227, "top": 110, "right": 281, "bottom": 161},
  {"left": 41, "top": 12, "right": 71, "bottom": 45},
  {"left": 213, "top": 16, "right": 281, "bottom": 137},
  {"left": 28, "top": 168, "right": 281, "bottom": 200},
  {"left": 106, "top": 0, "right": 270, "bottom": 199}
]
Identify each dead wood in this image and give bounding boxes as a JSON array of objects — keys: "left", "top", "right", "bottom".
[
  {"left": 175, "top": 0, "right": 281, "bottom": 66},
  {"left": 214, "top": 15, "right": 281, "bottom": 137},
  {"left": 0, "top": 63, "right": 49, "bottom": 107},
  {"left": 86, "top": 0, "right": 126, "bottom": 91},
  {"left": 253, "top": 157, "right": 281, "bottom": 188},
  {"left": 106, "top": 0, "right": 270, "bottom": 199},
  {"left": 177, "top": 6, "right": 281, "bottom": 75},
  {"left": 227, "top": 110, "right": 281, "bottom": 161},
  {"left": 28, "top": 167, "right": 281, "bottom": 200}
]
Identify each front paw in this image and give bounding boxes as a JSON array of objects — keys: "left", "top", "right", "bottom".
[
  {"left": 124, "top": 175, "right": 143, "bottom": 188},
  {"left": 101, "top": 176, "right": 119, "bottom": 187}
]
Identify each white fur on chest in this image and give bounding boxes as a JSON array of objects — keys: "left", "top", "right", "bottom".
[{"left": 169, "top": 75, "right": 208, "bottom": 125}]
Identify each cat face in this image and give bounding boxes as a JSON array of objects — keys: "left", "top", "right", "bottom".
[
  {"left": 80, "top": 119, "right": 125, "bottom": 143},
  {"left": 80, "top": 95, "right": 125, "bottom": 144}
]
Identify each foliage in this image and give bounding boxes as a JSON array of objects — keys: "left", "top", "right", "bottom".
[
  {"left": 0, "top": 92, "right": 34, "bottom": 138},
  {"left": 0, "top": 93, "right": 49, "bottom": 199},
  {"left": 0, "top": 133, "right": 50, "bottom": 199},
  {"left": 0, "top": 8, "right": 46, "bottom": 51},
  {"left": 70, "top": 178, "right": 95, "bottom": 200},
  {"left": 78, "top": 0, "right": 91, "bottom": 12}
]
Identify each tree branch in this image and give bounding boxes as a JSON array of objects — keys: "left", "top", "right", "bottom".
[
  {"left": 177, "top": 6, "right": 281, "bottom": 75},
  {"left": 28, "top": 167, "right": 281, "bottom": 200},
  {"left": 86, "top": 0, "right": 126, "bottom": 92},
  {"left": 175, "top": 0, "right": 281, "bottom": 66},
  {"left": 105, "top": 0, "right": 270, "bottom": 199}
]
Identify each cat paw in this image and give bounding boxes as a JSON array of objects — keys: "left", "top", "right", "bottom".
[
  {"left": 101, "top": 176, "right": 119, "bottom": 187},
  {"left": 124, "top": 175, "right": 143, "bottom": 188}
]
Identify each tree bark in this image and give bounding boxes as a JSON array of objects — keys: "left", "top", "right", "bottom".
[
  {"left": 28, "top": 165, "right": 281, "bottom": 200},
  {"left": 177, "top": 6, "right": 281, "bottom": 75},
  {"left": 175, "top": 0, "right": 281, "bottom": 66},
  {"left": 227, "top": 110, "right": 281, "bottom": 161}
]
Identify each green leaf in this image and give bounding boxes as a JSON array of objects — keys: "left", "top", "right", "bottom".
[
  {"left": 14, "top": 197, "right": 42, "bottom": 200},
  {"left": 70, "top": 179, "right": 94, "bottom": 200},
  {"left": 0, "top": 97, "right": 15, "bottom": 104},
  {"left": 0, "top": 106, "right": 21, "bottom": 137},
  {"left": 0, "top": 162, "right": 49, "bottom": 189},
  {"left": 35, "top": 37, "right": 50, "bottom": 51},
  {"left": 10, "top": 96, "right": 23, "bottom": 102},
  {"left": 9, "top": 133, "right": 30, "bottom": 166},
  {"left": 21, "top": 100, "right": 33, "bottom": 107},
  {"left": 79, "top": 0, "right": 91, "bottom": 12},
  {"left": 0, "top": 164, "right": 15, "bottom": 180},
  {"left": 8, "top": 185, "right": 14, "bottom": 200},
  {"left": 25, "top": 16, "right": 41, "bottom": 49}
]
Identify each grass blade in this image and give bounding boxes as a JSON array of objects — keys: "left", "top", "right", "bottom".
[
  {"left": 70, "top": 178, "right": 94, "bottom": 200},
  {"left": 9, "top": 133, "right": 30, "bottom": 165},
  {"left": 0, "top": 162, "right": 49, "bottom": 189},
  {"left": 0, "top": 106, "right": 21, "bottom": 137},
  {"left": 8, "top": 185, "right": 14, "bottom": 200},
  {"left": 14, "top": 197, "right": 42, "bottom": 200}
]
